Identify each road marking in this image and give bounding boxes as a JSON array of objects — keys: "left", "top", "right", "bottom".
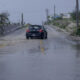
[
  {"left": 40, "top": 40, "right": 43, "bottom": 44},
  {"left": 40, "top": 40, "right": 45, "bottom": 53},
  {"left": 41, "top": 48, "right": 44, "bottom": 53}
]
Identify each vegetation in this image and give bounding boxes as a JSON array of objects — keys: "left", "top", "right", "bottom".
[
  {"left": 76, "top": 28, "right": 80, "bottom": 35},
  {"left": 49, "top": 19, "right": 70, "bottom": 29},
  {"left": 45, "top": 10, "right": 80, "bottom": 36},
  {"left": 0, "top": 12, "right": 10, "bottom": 35},
  {"left": 0, "top": 12, "right": 10, "bottom": 25},
  {"left": 70, "top": 11, "right": 80, "bottom": 20}
]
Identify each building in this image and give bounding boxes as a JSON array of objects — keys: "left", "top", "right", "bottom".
[{"left": 61, "top": 13, "right": 71, "bottom": 19}]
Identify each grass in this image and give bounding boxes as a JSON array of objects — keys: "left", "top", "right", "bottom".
[
  {"left": 49, "top": 19, "right": 80, "bottom": 36},
  {"left": 76, "top": 28, "right": 80, "bottom": 36}
]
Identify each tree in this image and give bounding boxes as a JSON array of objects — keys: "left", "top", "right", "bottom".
[
  {"left": 70, "top": 11, "right": 80, "bottom": 20},
  {"left": 0, "top": 12, "right": 10, "bottom": 25},
  {"left": 0, "top": 12, "right": 10, "bottom": 35}
]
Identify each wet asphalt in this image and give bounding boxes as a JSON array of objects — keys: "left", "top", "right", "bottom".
[{"left": 0, "top": 26, "right": 80, "bottom": 80}]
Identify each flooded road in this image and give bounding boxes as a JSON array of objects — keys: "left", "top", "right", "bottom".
[{"left": 0, "top": 26, "right": 80, "bottom": 80}]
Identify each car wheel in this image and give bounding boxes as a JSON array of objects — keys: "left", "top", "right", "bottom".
[
  {"left": 26, "top": 36, "right": 29, "bottom": 39},
  {"left": 44, "top": 32, "right": 47, "bottom": 39},
  {"left": 45, "top": 34, "right": 47, "bottom": 39},
  {"left": 41, "top": 35, "right": 44, "bottom": 39},
  {"left": 30, "top": 37, "right": 33, "bottom": 39}
]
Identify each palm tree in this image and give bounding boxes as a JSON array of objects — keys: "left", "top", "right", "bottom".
[
  {"left": 0, "top": 12, "right": 10, "bottom": 35},
  {"left": 0, "top": 12, "right": 9, "bottom": 25}
]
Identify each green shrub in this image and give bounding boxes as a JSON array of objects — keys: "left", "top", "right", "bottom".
[{"left": 76, "top": 28, "right": 80, "bottom": 36}]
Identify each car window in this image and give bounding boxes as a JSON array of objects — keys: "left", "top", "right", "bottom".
[{"left": 29, "top": 26, "right": 41, "bottom": 30}]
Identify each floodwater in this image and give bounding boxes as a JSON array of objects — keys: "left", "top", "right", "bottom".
[{"left": 0, "top": 26, "right": 80, "bottom": 80}]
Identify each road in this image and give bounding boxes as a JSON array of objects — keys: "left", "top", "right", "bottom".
[{"left": 0, "top": 25, "right": 80, "bottom": 80}]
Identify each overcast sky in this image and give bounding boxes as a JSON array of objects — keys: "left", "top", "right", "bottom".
[{"left": 0, "top": 0, "right": 80, "bottom": 24}]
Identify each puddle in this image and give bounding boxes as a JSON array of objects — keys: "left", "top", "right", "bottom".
[
  {"left": 28, "top": 47, "right": 40, "bottom": 54},
  {"left": 72, "top": 42, "right": 80, "bottom": 58}
]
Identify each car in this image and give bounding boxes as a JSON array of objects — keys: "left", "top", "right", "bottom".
[{"left": 26, "top": 25, "right": 47, "bottom": 39}]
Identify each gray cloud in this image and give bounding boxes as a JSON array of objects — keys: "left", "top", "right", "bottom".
[{"left": 0, "top": 0, "right": 79, "bottom": 24}]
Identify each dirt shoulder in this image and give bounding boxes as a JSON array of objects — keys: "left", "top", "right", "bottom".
[{"left": 49, "top": 25, "right": 80, "bottom": 41}]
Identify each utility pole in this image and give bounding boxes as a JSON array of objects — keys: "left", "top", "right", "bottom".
[
  {"left": 21, "top": 13, "right": 24, "bottom": 26},
  {"left": 54, "top": 5, "right": 56, "bottom": 19},
  {"left": 46, "top": 9, "right": 49, "bottom": 23},
  {"left": 42, "top": 21, "right": 44, "bottom": 25},
  {"left": 76, "top": 0, "right": 79, "bottom": 31}
]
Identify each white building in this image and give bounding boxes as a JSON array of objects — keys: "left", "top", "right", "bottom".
[{"left": 62, "top": 13, "right": 71, "bottom": 19}]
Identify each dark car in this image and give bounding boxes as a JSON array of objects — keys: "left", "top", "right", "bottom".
[{"left": 26, "top": 25, "right": 47, "bottom": 39}]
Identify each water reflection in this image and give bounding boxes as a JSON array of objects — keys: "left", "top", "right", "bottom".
[
  {"left": 0, "top": 60, "right": 5, "bottom": 80},
  {"left": 75, "top": 41, "right": 80, "bottom": 58},
  {"left": 74, "top": 41, "right": 80, "bottom": 80}
]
